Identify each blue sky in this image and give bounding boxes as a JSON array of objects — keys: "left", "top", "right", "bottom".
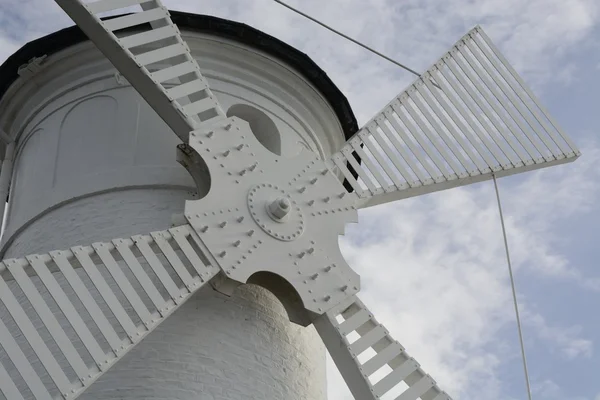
[{"left": 1, "top": 0, "right": 599, "bottom": 399}]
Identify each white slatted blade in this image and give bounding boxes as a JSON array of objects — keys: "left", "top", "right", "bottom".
[
  {"left": 0, "top": 225, "right": 218, "bottom": 400},
  {"left": 54, "top": 0, "right": 225, "bottom": 142},
  {"left": 330, "top": 26, "right": 580, "bottom": 208},
  {"left": 314, "top": 295, "right": 451, "bottom": 400}
]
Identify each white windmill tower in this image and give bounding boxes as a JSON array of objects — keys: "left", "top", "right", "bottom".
[{"left": 0, "top": 1, "right": 580, "bottom": 400}]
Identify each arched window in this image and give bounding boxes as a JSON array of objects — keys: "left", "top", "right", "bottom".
[{"left": 227, "top": 104, "right": 281, "bottom": 155}]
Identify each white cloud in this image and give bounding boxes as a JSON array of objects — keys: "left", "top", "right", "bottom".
[
  {"left": 533, "top": 379, "right": 561, "bottom": 397},
  {"left": 524, "top": 308, "right": 593, "bottom": 359}
]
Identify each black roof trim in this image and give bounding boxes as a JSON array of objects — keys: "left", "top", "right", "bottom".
[{"left": 0, "top": 11, "right": 358, "bottom": 140}]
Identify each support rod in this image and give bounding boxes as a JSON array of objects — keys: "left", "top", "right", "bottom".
[{"left": 492, "top": 174, "right": 533, "bottom": 400}]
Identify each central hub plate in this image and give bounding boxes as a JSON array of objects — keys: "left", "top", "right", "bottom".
[
  {"left": 184, "top": 117, "right": 361, "bottom": 317},
  {"left": 248, "top": 183, "right": 304, "bottom": 241}
]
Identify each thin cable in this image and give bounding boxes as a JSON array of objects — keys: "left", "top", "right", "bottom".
[
  {"left": 492, "top": 174, "right": 533, "bottom": 400},
  {"left": 273, "top": 0, "right": 422, "bottom": 77}
]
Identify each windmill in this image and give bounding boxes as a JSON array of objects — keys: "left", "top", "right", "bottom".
[{"left": 0, "top": 0, "right": 580, "bottom": 399}]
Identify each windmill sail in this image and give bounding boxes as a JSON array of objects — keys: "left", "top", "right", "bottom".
[
  {"left": 315, "top": 295, "right": 451, "bottom": 400},
  {"left": 330, "top": 26, "right": 580, "bottom": 208},
  {"left": 54, "top": 0, "right": 225, "bottom": 143},
  {"left": 0, "top": 225, "right": 218, "bottom": 400}
]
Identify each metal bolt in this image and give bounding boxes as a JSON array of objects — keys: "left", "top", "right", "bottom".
[
  {"left": 236, "top": 144, "right": 244, "bottom": 150},
  {"left": 324, "top": 295, "right": 331, "bottom": 302},
  {"left": 323, "top": 196, "right": 330, "bottom": 203},
  {"left": 200, "top": 226, "right": 209, "bottom": 233},
  {"left": 223, "top": 150, "right": 231, "bottom": 157},
  {"left": 324, "top": 265, "right": 332, "bottom": 272},
  {"left": 340, "top": 285, "right": 348, "bottom": 292},
  {"left": 311, "top": 273, "right": 319, "bottom": 280},
  {"left": 237, "top": 216, "right": 244, "bottom": 223},
  {"left": 248, "top": 230, "right": 255, "bottom": 236},
  {"left": 308, "top": 200, "right": 315, "bottom": 206},
  {"left": 339, "top": 192, "right": 346, "bottom": 199},
  {"left": 225, "top": 123, "right": 232, "bottom": 130},
  {"left": 219, "top": 251, "right": 227, "bottom": 258},
  {"left": 307, "top": 247, "right": 315, "bottom": 254},
  {"left": 239, "top": 169, "right": 247, "bottom": 176},
  {"left": 233, "top": 240, "right": 241, "bottom": 247},
  {"left": 321, "top": 169, "right": 328, "bottom": 175},
  {"left": 219, "top": 221, "right": 227, "bottom": 228},
  {"left": 268, "top": 197, "right": 291, "bottom": 219},
  {"left": 298, "top": 251, "right": 306, "bottom": 258},
  {"left": 310, "top": 178, "right": 318, "bottom": 184},
  {"left": 206, "top": 131, "right": 214, "bottom": 138},
  {"left": 249, "top": 163, "right": 258, "bottom": 171},
  {"left": 298, "top": 186, "right": 306, "bottom": 193}
]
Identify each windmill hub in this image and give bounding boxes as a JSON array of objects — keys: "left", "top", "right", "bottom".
[
  {"left": 247, "top": 183, "right": 305, "bottom": 241},
  {"left": 267, "top": 197, "right": 291, "bottom": 221}
]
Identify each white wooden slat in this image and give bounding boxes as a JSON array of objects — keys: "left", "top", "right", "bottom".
[
  {"left": 0, "top": 358, "right": 25, "bottom": 400},
  {"left": 0, "top": 316, "right": 51, "bottom": 400},
  {"left": 166, "top": 79, "right": 209, "bottom": 100},
  {"left": 168, "top": 226, "right": 212, "bottom": 281},
  {"left": 135, "top": 42, "right": 186, "bottom": 66},
  {"left": 341, "top": 147, "right": 379, "bottom": 195},
  {"left": 349, "top": 325, "right": 387, "bottom": 356},
  {"left": 7, "top": 258, "right": 89, "bottom": 381},
  {"left": 436, "top": 65, "right": 515, "bottom": 168},
  {"left": 150, "top": 232, "right": 195, "bottom": 288},
  {"left": 150, "top": 60, "right": 198, "bottom": 83},
  {"left": 387, "top": 105, "right": 448, "bottom": 181},
  {"left": 462, "top": 41, "right": 551, "bottom": 162},
  {"left": 427, "top": 69, "right": 503, "bottom": 169},
  {"left": 400, "top": 94, "right": 464, "bottom": 178},
  {"left": 92, "top": 243, "right": 153, "bottom": 326},
  {"left": 356, "top": 132, "right": 408, "bottom": 190},
  {"left": 331, "top": 154, "right": 367, "bottom": 198},
  {"left": 112, "top": 238, "right": 166, "bottom": 311},
  {"left": 456, "top": 41, "right": 545, "bottom": 163},
  {"left": 181, "top": 95, "right": 221, "bottom": 118},
  {"left": 373, "top": 358, "right": 420, "bottom": 397},
  {"left": 468, "top": 33, "right": 569, "bottom": 158},
  {"left": 0, "top": 268, "right": 72, "bottom": 395},
  {"left": 72, "top": 246, "right": 138, "bottom": 339},
  {"left": 369, "top": 124, "right": 421, "bottom": 186},
  {"left": 119, "top": 25, "right": 178, "bottom": 49},
  {"left": 132, "top": 235, "right": 182, "bottom": 302},
  {"left": 361, "top": 342, "right": 405, "bottom": 377},
  {"left": 28, "top": 255, "right": 107, "bottom": 367},
  {"left": 85, "top": 0, "right": 153, "bottom": 14},
  {"left": 50, "top": 250, "right": 122, "bottom": 352},
  {"left": 449, "top": 50, "right": 531, "bottom": 165},
  {"left": 420, "top": 76, "right": 492, "bottom": 173},
  {"left": 101, "top": 7, "right": 168, "bottom": 31},
  {"left": 474, "top": 28, "right": 579, "bottom": 155},
  {"left": 375, "top": 115, "right": 432, "bottom": 184},
  {"left": 395, "top": 375, "right": 436, "bottom": 400},
  {"left": 410, "top": 82, "right": 482, "bottom": 175},
  {"left": 348, "top": 139, "right": 392, "bottom": 192},
  {"left": 337, "top": 308, "right": 371, "bottom": 336}
]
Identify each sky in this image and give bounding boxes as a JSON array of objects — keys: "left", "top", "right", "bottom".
[{"left": 0, "top": 0, "right": 599, "bottom": 399}]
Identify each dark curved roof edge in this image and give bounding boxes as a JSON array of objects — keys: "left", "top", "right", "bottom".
[{"left": 0, "top": 11, "right": 358, "bottom": 140}]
